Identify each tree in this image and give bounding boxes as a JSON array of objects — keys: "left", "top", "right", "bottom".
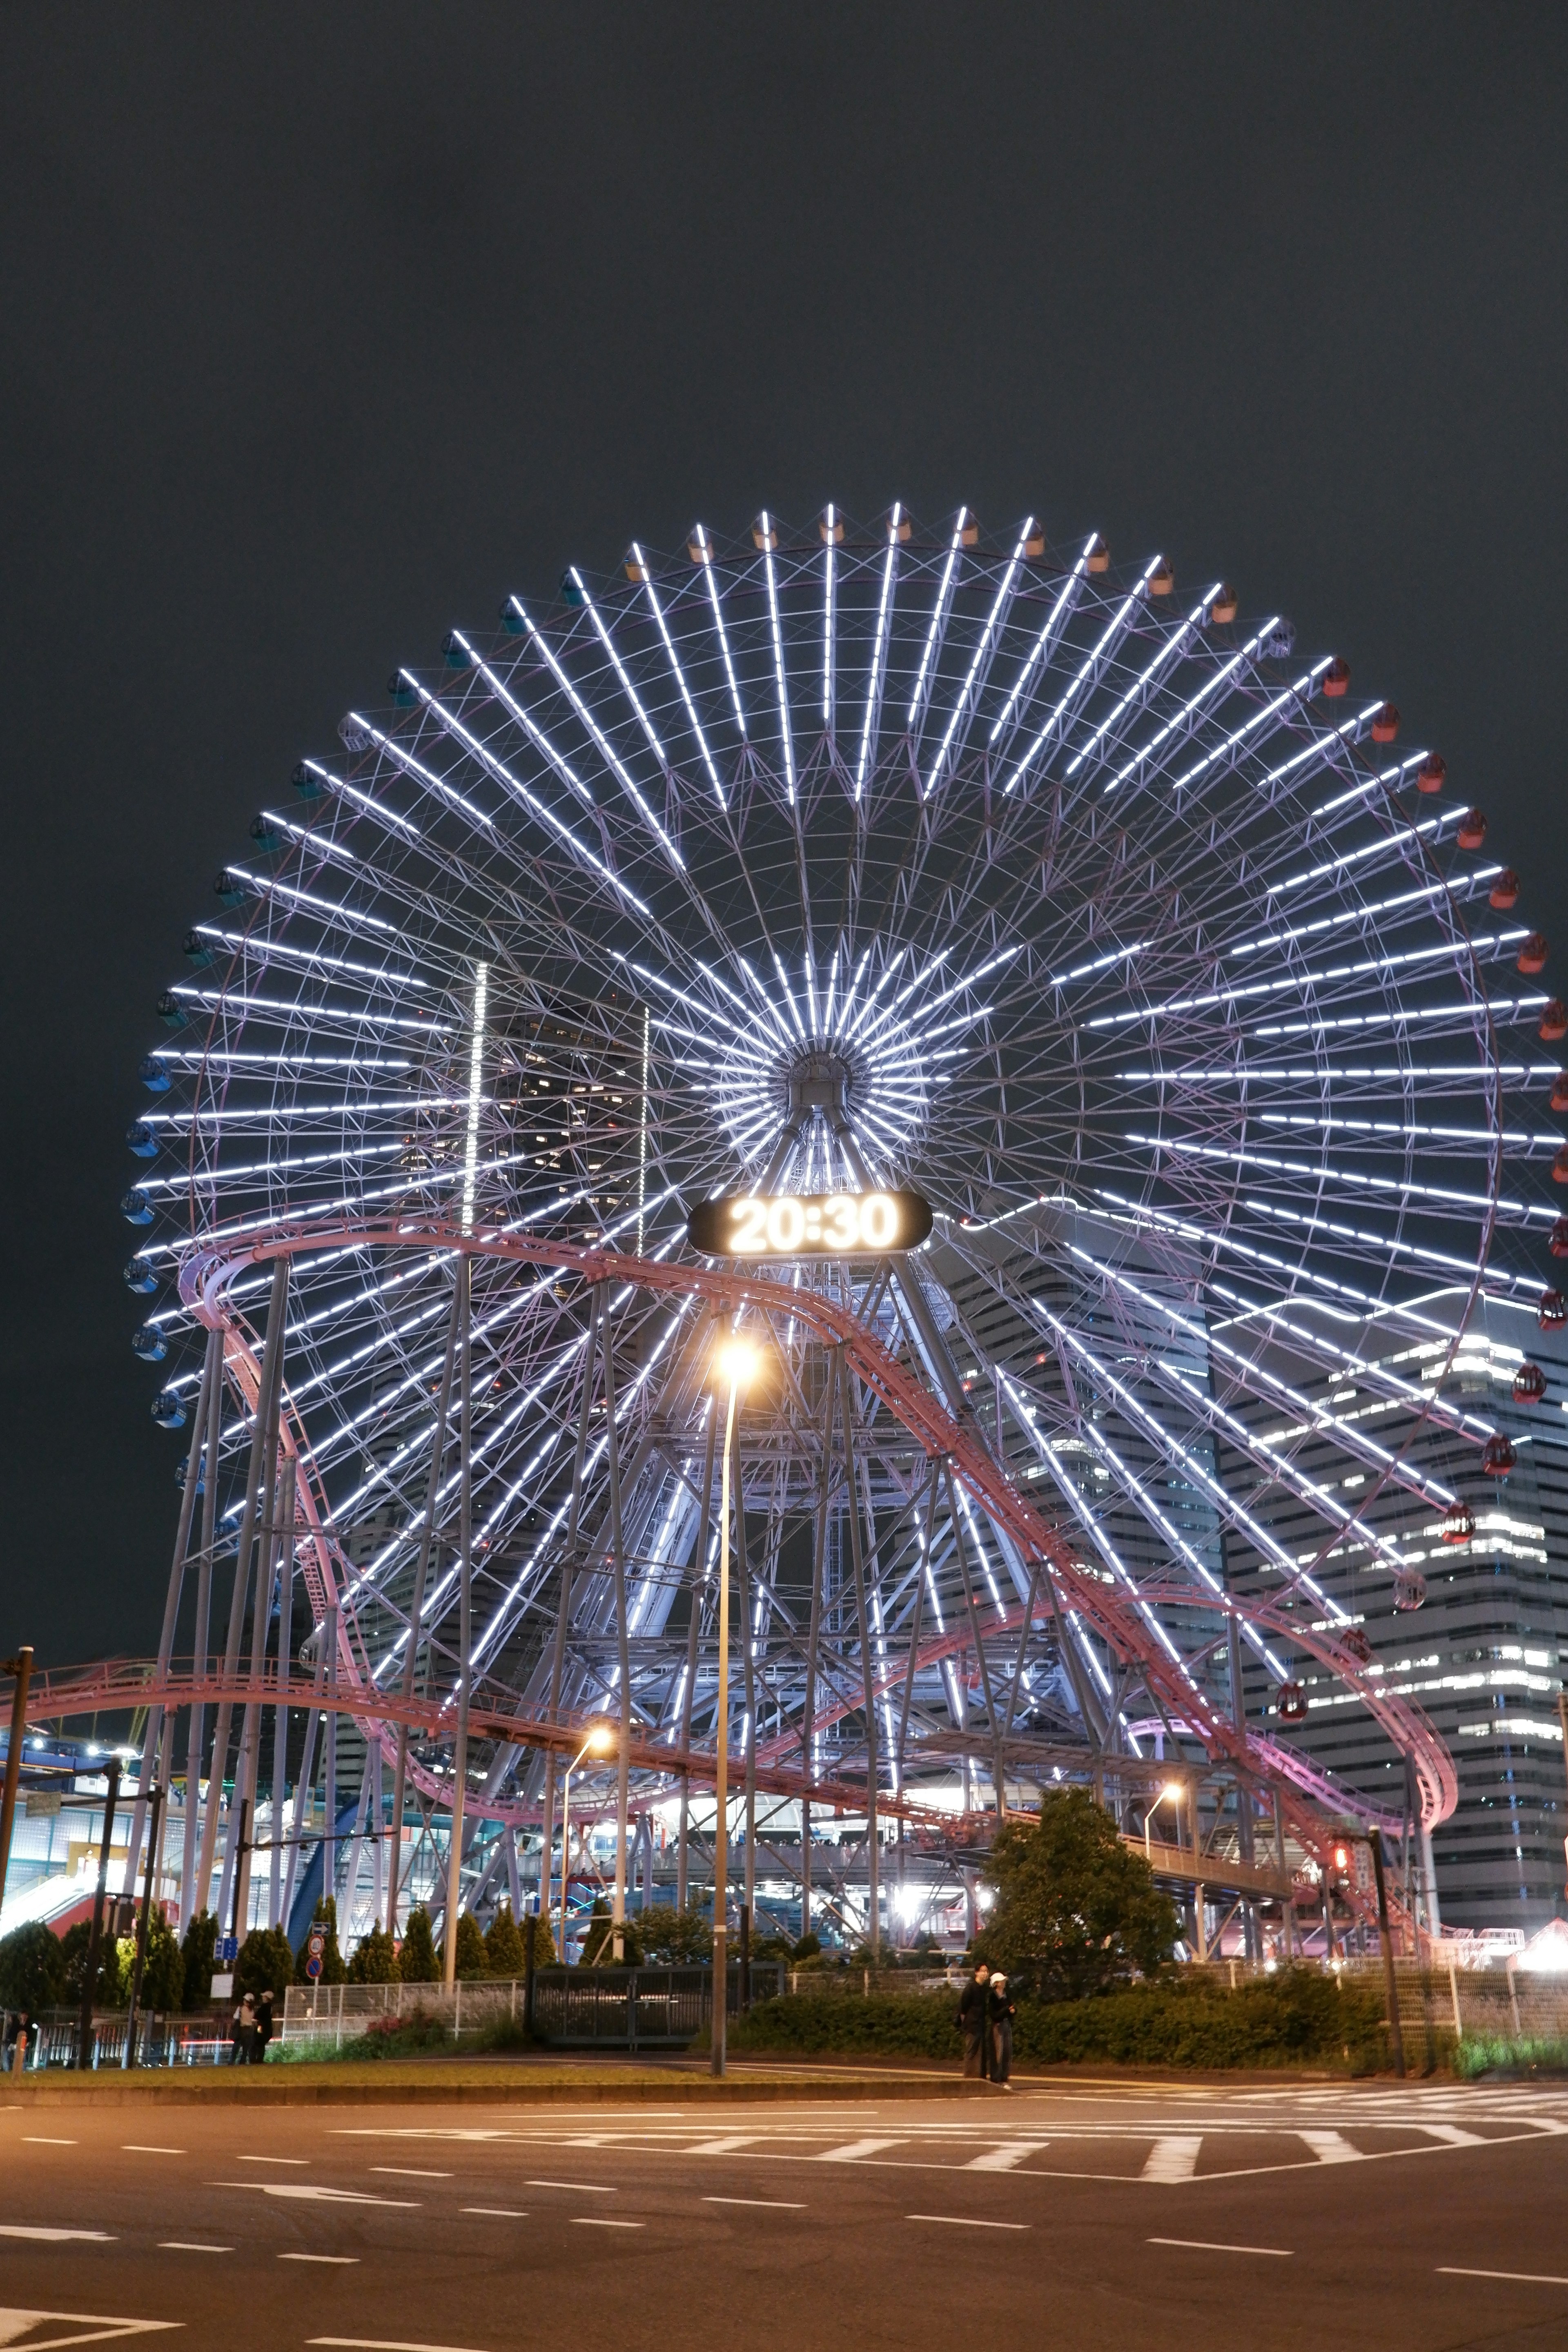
[
  {"left": 445, "top": 1912, "right": 487, "bottom": 1980},
  {"left": 138, "top": 1906, "right": 186, "bottom": 2013},
  {"left": 293, "top": 1895, "right": 346, "bottom": 1986},
  {"left": 398, "top": 1906, "right": 439, "bottom": 1983},
  {"left": 635, "top": 1903, "right": 714, "bottom": 1964},
  {"left": 61, "top": 1919, "right": 125, "bottom": 2008},
  {"left": 0, "top": 1920, "right": 65, "bottom": 2014},
  {"left": 180, "top": 1910, "right": 218, "bottom": 2010},
  {"left": 974, "top": 1788, "right": 1180, "bottom": 2001},
  {"left": 235, "top": 1926, "right": 296, "bottom": 2002},
  {"left": 348, "top": 1924, "right": 399, "bottom": 1984},
  {"left": 579, "top": 1896, "right": 636, "bottom": 1966},
  {"left": 482, "top": 1903, "right": 526, "bottom": 1978}
]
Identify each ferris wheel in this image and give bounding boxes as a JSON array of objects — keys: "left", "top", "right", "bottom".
[{"left": 122, "top": 501, "right": 1561, "bottom": 1948}]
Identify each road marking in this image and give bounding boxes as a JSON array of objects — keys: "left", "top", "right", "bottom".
[
  {"left": 310, "top": 2339, "right": 496, "bottom": 2351},
  {"left": 1149, "top": 2238, "right": 1292, "bottom": 2258},
  {"left": 906, "top": 2214, "right": 1028, "bottom": 2231},
  {"left": 280, "top": 2254, "right": 359, "bottom": 2265},
  {"left": 816, "top": 2138, "right": 905, "bottom": 2163},
  {"left": 0, "top": 2312, "right": 180, "bottom": 2350},
  {"left": 703, "top": 2196, "right": 806, "bottom": 2209},
  {"left": 159, "top": 2245, "right": 230, "bottom": 2255},
  {"left": 525, "top": 2180, "right": 614, "bottom": 2194},
  {"left": 20, "top": 2138, "right": 78, "bottom": 2147},
  {"left": 682, "top": 2136, "right": 764, "bottom": 2156},
  {"left": 1298, "top": 2131, "right": 1358, "bottom": 2164},
  {"left": 1438, "top": 2267, "right": 1568, "bottom": 2287},
  {"left": 235, "top": 2155, "right": 307, "bottom": 2166},
  {"left": 569, "top": 2219, "right": 643, "bottom": 2230},
  {"left": 124, "top": 2148, "right": 185, "bottom": 2157},
  {"left": 1417, "top": 2124, "right": 1484, "bottom": 2147},
  {"left": 1141, "top": 2136, "right": 1202, "bottom": 2183},
  {"left": 964, "top": 2140, "right": 1050, "bottom": 2172},
  {"left": 460, "top": 2209, "right": 526, "bottom": 2218},
  {"left": 0, "top": 2228, "right": 117, "bottom": 2244},
  {"left": 214, "top": 2183, "right": 417, "bottom": 2207},
  {"left": 369, "top": 2169, "right": 452, "bottom": 2179}
]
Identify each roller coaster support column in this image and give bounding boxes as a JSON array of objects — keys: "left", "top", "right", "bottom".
[
  {"left": 1369, "top": 1833, "right": 1406, "bottom": 2077},
  {"left": 76, "top": 1754, "right": 120, "bottom": 2068},
  {"left": 442, "top": 1252, "right": 473, "bottom": 1991},
  {"left": 387, "top": 1281, "right": 460, "bottom": 1936},
  {"left": 0, "top": 1644, "right": 32, "bottom": 1915}
]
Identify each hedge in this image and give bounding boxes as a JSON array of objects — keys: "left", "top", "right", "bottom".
[{"left": 729, "top": 1969, "right": 1395, "bottom": 2073}]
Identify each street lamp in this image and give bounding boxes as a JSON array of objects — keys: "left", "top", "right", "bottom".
[
  {"left": 1144, "top": 1779, "right": 1186, "bottom": 1861},
  {"left": 559, "top": 1721, "right": 613, "bottom": 1964},
  {"left": 710, "top": 1333, "right": 761, "bottom": 2077}
]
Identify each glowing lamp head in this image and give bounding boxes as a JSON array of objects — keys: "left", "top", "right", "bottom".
[
  {"left": 584, "top": 1720, "right": 614, "bottom": 1756},
  {"left": 714, "top": 1336, "right": 762, "bottom": 1392},
  {"left": 1160, "top": 1781, "right": 1185, "bottom": 1805}
]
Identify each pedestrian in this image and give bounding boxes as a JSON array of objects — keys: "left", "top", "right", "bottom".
[
  {"left": 957, "top": 1961, "right": 991, "bottom": 2080},
  {"left": 4, "top": 2008, "right": 29, "bottom": 2076},
  {"left": 989, "top": 1971, "right": 1016, "bottom": 2089},
  {"left": 254, "top": 1988, "right": 274, "bottom": 2063},
  {"left": 231, "top": 1993, "right": 256, "bottom": 2065}
]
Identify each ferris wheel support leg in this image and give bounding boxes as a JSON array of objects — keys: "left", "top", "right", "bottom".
[
  {"left": 800, "top": 1352, "right": 837, "bottom": 1946},
  {"left": 441, "top": 1254, "right": 474, "bottom": 1991},
  {"left": 180, "top": 1350, "right": 224, "bottom": 1931},
  {"left": 598, "top": 1289, "right": 632, "bottom": 1957},
  {"left": 234, "top": 1437, "right": 287, "bottom": 1941},
  {"left": 677, "top": 1366, "right": 718, "bottom": 1922},
  {"left": 388, "top": 1277, "right": 461, "bottom": 1937},
  {"left": 732, "top": 1423, "right": 758, "bottom": 1946},
  {"left": 268, "top": 1459, "right": 295, "bottom": 1932},
  {"left": 841, "top": 1372, "right": 880, "bottom": 1951}
]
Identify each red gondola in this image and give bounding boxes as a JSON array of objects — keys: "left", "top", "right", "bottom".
[
  {"left": 1278, "top": 1682, "right": 1307, "bottom": 1723},
  {"left": 1539, "top": 1289, "right": 1566, "bottom": 1331},
  {"left": 1482, "top": 1434, "right": 1516, "bottom": 1477},
  {"left": 1394, "top": 1570, "right": 1427, "bottom": 1613},
  {"left": 1439, "top": 1504, "right": 1475, "bottom": 1545},
  {"left": 1513, "top": 1363, "right": 1547, "bottom": 1403}
]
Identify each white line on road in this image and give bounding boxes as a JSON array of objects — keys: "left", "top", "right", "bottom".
[
  {"left": 159, "top": 2245, "right": 230, "bottom": 2255},
  {"left": 369, "top": 2169, "right": 452, "bottom": 2179},
  {"left": 0, "top": 2227, "right": 116, "bottom": 2243},
  {"left": 214, "top": 2184, "right": 417, "bottom": 2207},
  {"left": 964, "top": 2143, "right": 1051, "bottom": 2172},
  {"left": 816, "top": 2139, "right": 905, "bottom": 2163},
  {"left": 236, "top": 2155, "right": 307, "bottom": 2165},
  {"left": 1141, "top": 2137, "right": 1202, "bottom": 2183},
  {"left": 681, "top": 2136, "right": 764, "bottom": 2157},
  {"left": 1438, "top": 2267, "right": 1568, "bottom": 2287},
  {"left": 310, "top": 2337, "right": 496, "bottom": 2350},
  {"left": 906, "top": 2215, "right": 1028, "bottom": 2231},
  {"left": 280, "top": 2254, "right": 360, "bottom": 2265},
  {"left": 20, "top": 2138, "right": 77, "bottom": 2147},
  {"left": 124, "top": 2147, "right": 185, "bottom": 2157},
  {"left": 1149, "top": 2238, "right": 1292, "bottom": 2258},
  {"left": 0, "top": 2311, "right": 180, "bottom": 2349},
  {"left": 526, "top": 2180, "right": 614, "bottom": 2194},
  {"left": 461, "top": 2209, "right": 527, "bottom": 2218},
  {"left": 1298, "top": 2131, "right": 1359, "bottom": 2164},
  {"left": 1417, "top": 2125, "right": 1484, "bottom": 2147},
  {"left": 570, "top": 2219, "right": 643, "bottom": 2230},
  {"left": 703, "top": 2196, "right": 806, "bottom": 2209}
]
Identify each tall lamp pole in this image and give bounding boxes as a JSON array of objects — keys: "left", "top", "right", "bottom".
[
  {"left": 710, "top": 1336, "right": 759, "bottom": 2078},
  {"left": 559, "top": 1724, "right": 611, "bottom": 1964},
  {"left": 0, "top": 1647, "right": 33, "bottom": 1916}
]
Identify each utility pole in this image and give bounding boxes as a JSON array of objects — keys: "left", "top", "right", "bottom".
[
  {"left": 0, "top": 1646, "right": 33, "bottom": 1913},
  {"left": 1368, "top": 1832, "right": 1407, "bottom": 2078},
  {"left": 123, "top": 1779, "right": 165, "bottom": 2067},
  {"left": 76, "top": 1754, "right": 122, "bottom": 2069}
]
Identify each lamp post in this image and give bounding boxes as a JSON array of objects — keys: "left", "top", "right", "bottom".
[
  {"left": 559, "top": 1723, "right": 611, "bottom": 1964},
  {"left": 710, "top": 1335, "right": 760, "bottom": 2078}
]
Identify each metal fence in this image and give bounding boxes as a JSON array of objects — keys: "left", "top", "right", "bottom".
[
  {"left": 4, "top": 2008, "right": 233, "bottom": 2069},
  {"left": 279, "top": 1964, "right": 788, "bottom": 2053}
]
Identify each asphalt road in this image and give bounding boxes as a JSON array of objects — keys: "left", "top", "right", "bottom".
[{"left": 3, "top": 2075, "right": 1566, "bottom": 2351}]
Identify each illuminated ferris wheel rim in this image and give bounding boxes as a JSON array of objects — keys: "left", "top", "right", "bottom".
[{"left": 121, "top": 496, "right": 1566, "bottom": 1911}]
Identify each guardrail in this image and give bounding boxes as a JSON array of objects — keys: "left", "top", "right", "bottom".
[
  {"left": 281, "top": 1965, "right": 789, "bottom": 2052},
  {"left": 3, "top": 2007, "right": 234, "bottom": 2069}
]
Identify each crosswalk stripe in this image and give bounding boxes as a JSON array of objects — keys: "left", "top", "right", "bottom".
[
  {"left": 1298, "top": 2132, "right": 1359, "bottom": 2164},
  {"left": 965, "top": 2142, "right": 1052, "bottom": 2172},
  {"left": 1417, "top": 2124, "right": 1484, "bottom": 2147},
  {"left": 683, "top": 2136, "right": 764, "bottom": 2157},
  {"left": 1142, "top": 2137, "right": 1202, "bottom": 2183},
  {"left": 816, "top": 2138, "right": 906, "bottom": 2163}
]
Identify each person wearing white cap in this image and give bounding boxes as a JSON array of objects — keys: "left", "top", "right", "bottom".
[{"left": 989, "top": 1971, "right": 1016, "bottom": 2088}]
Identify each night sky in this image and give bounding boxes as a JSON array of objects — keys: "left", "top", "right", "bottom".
[{"left": 4, "top": 7, "right": 1565, "bottom": 1668}]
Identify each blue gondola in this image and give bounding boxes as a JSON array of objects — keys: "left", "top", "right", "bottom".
[
  {"left": 151, "top": 1388, "right": 187, "bottom": 1429},
  {"left": 558, "top": 572, "right": 585, "bottom": 608},
  {"left": 133, "top": 1322, "right": 168, "bottom": 1362},
  {"left": 501, "top": 598, "right": 525, "bottom": 633},
  {"left": 249, "top": 814, "right": 286, "bottom": 856},
  {"left": 183, "top": 930, "right": 213, "bottom": 967},
  {"left": 292, "top": 762, "right": 324, "bottom": 801},
  {"left": 124, "top": 1258, "right": 158, "bottom": 1292},
  {"left": 126, "top": 1121, "right": 158, "bottom": 1157},
  {"left": 442, "top": 632, "right": 470, "bottom": 669},
  {"left": 214, "top": 870, "right": 246, "bottom": 906},
  {"left": 388, "top": 670, "right": 418, "bottom": 706},
  {"left": 121, "top": 1189, "right": 154, "bottom": 1225},
  {"left": 138, "top": 1054, "right": 170, "bottom": 1092},
  {"left": 156, "top": 991, "right": 187, "bottom": 1029}
]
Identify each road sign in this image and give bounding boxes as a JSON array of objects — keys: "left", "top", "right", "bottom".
[
  {"left": 305, "top": 1954, "right": 322, "bottom": 1980},
  {"left": 215, "top": 1934, "right": 238, "bottom": 1962}
]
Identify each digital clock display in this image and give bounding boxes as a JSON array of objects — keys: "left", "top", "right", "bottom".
[{"left": 686, "top": 1189, "right": 933, "bottom": 1258}]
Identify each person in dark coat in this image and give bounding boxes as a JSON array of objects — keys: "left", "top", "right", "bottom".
[
  {"left": 957, "top": 1962, "right": 991, "bottom": 2079},
  {"left": 231, "top": 1993, "right": 256, "bottom": 2065},
  {"left": 989, "top": 1971, "right": 1017, "bottom": 2089},
  {"left": 253, "top": 1989, "right": 275, "bottom": 2062}
]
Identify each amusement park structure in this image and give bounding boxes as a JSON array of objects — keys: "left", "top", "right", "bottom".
[{"left": 10, "top": 501, "right": 1565, "bottom": 1964}]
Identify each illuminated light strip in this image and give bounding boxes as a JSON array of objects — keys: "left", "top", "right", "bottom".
[
  {"left": 192, "top": 925, "right": 428, "bottom": 992},
  {"left": 737, "top": 952, "right": 806, "bottom": 1053},
  {"left": 131, "top": 1137, "right": 413, "bottom": 1194},
  {"left": 1085, "top": 929, "right": 1522, "bottom": 1027},
  {"left": 837, "top": 947, "right": 911, "bottom": 1046},
  {"left": 1270, "top": 810, "right": 1456, "bottom": 894},
  {"left": 989, "top": 534, "right": 1097, "bottom": 745},
  {"left": 296, "top": 757, "right": 421, "bottom": 839},
  {"left": 690, "top": 525, "right": 747, "bottom": 740},
  {"left": 431, "top": 649, "right": 591, "bottom": 807},
  {"left": 1065, "top": 584, "right": 1219, "bottom": 777},
  {"left": 1247, "top": 700, "right": 1386, "bottom": 797},
  {"left": 1005, "top": 556, "right": 1163, "bottom": 796},
  {"left": 1127, "top": 1129, "right": 1550, "bottom": 1224},
  {"left": 166, "top": 984, "right": 448, "bottom": 1034},
  {"left": 758, "top": 511, "right": 796, "bottom": 804},
  {"left": 906, "top": 508, "right": 969, "bottom": 735},
  {"left": 1313, "top": 750, "right": 1433, "bottom": 818},
  {"left": 1256, "top": 1110, "right": 1558, "bottom": 1152},
  {"left": 1207, "top": 1187, "right": 1534, "bottom": 1297},
  {"left": 803, "top": 956, "right": 819, "bottom": 1036},
  {"left": 1205, "top": 1279, "right": 1490, "bottom": 1446},
  {"left": 502, "top": 597, "right": 684, "bottom": 867},
  {"left": 630, "top": 542, "right": 724, "bottom": 806},
  {"left": 822, "top": 503, "right": 835, "bottom": 730},
  {"left": 822, "top": 945, "right": 839, "bottom": 1032},
  {"left": 142, "top": 1094, "right": 472, "bottom": 1128},
  {"left": 1045, "top": 941, "right": 1147, "bottom": 989},
  {"left": 461, "top": 963, "right": 489, "bottom": 1234},
  {"left": 222, "top": 857, "right": 400, "bottom": 938},
  {"left": 771, "top": 950, "right": 809, "bottom": 1043},
  {"left": 924, "top": 518, "right": 1034, "bottom": 798},
  {"left": 345, "top": 714, "right": 495, "bottom": 830},
  {"left": 856, "top": 506, "right": 901, "bottom": 799},
  {"left": 1227, "top": 869, "right": 1503, "bottom": 957},
  {"left": 1104, "top": 617, "right": 1279, "bottom": 794},
  {"left": 395, "top": 675, "right": 651, "bottom": 918},
  {"left": 1035, "top": 1303, "right": 1348, "bottom": 1615},
  {"left": 1115, "top": 1062, "right": 1548, "bottom": 1083},
  {"left": 147, "top": 1050, "right": 412, "bottom": 1072},
  {"left": 1254, "top": 996, "right": 1542, "bottom": 1038},
  {"left": 566, "top": 568, "right": 673, "bottom": 769},
  {"left": 1070, "top": 1245, "right": 1456, "bottom": 1514},
  {"left": 1167, "top": 658, "right": 1335, "bottom": 793}
]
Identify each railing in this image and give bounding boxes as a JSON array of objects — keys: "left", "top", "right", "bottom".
[
  {"left": 4, "top": 2008, "right": 234, "bottom": 2069},
  {"left": 280, "top": 1965, "right": 787, "bottom": 2052}
]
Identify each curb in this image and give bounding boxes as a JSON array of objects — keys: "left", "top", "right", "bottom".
[{"left": 2, "top": 2068, "right": 981, "bottom": 2108}]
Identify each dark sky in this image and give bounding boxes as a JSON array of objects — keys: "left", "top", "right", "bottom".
[{"left": 4, "top": 5, "right": 1565, "bottom": 1668}]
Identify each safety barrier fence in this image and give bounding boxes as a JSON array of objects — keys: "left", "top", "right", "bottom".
[
  {"left": 279, "top": 1964, "right": 789, "bottom": 2052},
  {"left": 3, "top": 2008, "right": 233, "bottom": 2069}
]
